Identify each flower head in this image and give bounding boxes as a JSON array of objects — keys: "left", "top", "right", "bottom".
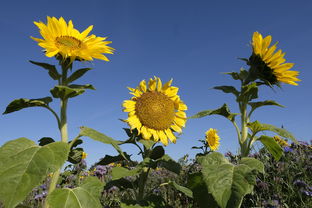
[
  {"left": 81, "top": 152, "right": 88, "bottom": 159},
  {"left": 250, "top": 32, "right": 300, "bottom": 86},
  {"left": 31, "top": 16, "right": 114, "bottom": 62},
  {"left": 205, "top": 128, "right": 220, "bottom": 151},
  {"left": 123, "top": 76, "right": 187, "bottom": 146}
]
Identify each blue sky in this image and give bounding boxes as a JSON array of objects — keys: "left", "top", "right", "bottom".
[{"left": 1, "top": 0, "right": 311, "bottom": 165}]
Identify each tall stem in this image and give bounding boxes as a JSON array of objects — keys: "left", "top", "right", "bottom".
[
  {"left": 44, "top": 60, "right": 70, "bottom": 208},
  {"left": 240, "top": 101, "right": 250, "bottom": 157}
]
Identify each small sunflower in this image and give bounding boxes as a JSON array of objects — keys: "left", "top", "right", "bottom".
[
  {"left": 250, "top": 31, "right": 300, "bottom": 86},
  {"left": 123, "top": 77, "right": 187, "bottom": 146},
  {"left": 273, "top": 136, "right": 288, "bottom": 147},
  {"left": 205, "top": 128, "right": 220, "bottom": 151},
  {"left": 31, "top": 16, "right": 114, "bottom": 62},
  {"left": 81, "top": 152, "right": 88, "bottom": 159}
]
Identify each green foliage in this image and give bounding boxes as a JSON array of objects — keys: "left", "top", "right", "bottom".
[
  {"left": 258, "top": 135, "right": 283, "bottom": 161},
  {"left": 66, "top": 68, "right": 92, "bottom": 84},
  {"left": 190, "top": 103, "right": 238, "bottom": 122},
  {"left": 50, "top": 84, "right": 95, "bottom": 99},
  {"left": 157, "top": 154, "right": 182, "bottom": 174},
  {"left": 0, "top": 138, "right": 69, "bottom": 208},
  {"left": 169, "top": 181, "right": 193, "bottom": 198},
  {"left": 38, "top": 137, "right": 55, "bottom": 146},
  {"left": 111, "top": 167, "right": 142, "bottom": 180},
  {"left": 97, "top": 153, "right": 131, "bottom": 166},
  {"left": 248, "top": 100, "right": 284, "bottom": 114},
  {"left": 3, "top": 97, "right": 53, "bottom": 114},
  {"left": 79, "top": 126, "right": 127, "bottom": 159},
  {"left": 193, "top": 152, "right": 264, "bottom": 208},
  {"left": 224, "top": 68, "right": 248, "bottom": 82},
  {"left": 213, "top": 86, "right": 239, "bottom": 97},
  {"left": 237, "top": 82, "right": 258, "bottom": 103},
  {"left": 46, "top": 177, "right": 104, "bottom": 208},
  {"left": 29, "top": 60, "right": 61, "bottom": 80},
  {"left": 247, "top": 120, "right": 296, "bottom": 142},
  {"left": 149, "top": 146, "right": 165, "bottom": 160}
]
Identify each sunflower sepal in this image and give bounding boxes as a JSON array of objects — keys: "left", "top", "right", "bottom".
[{"left": 29, "top": 60, "right": 61, "bottom": 81}]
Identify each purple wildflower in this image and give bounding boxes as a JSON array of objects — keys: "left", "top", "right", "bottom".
[
  {"left": 293, "top": 179, "right": 307, "bottom": 188},
  {"left": 284, "top": 146, "right": 293, "bottom": 153}
]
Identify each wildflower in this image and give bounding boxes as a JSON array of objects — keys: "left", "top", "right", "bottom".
[
  {"left": 123, "top": 77, "right": 187, "bottom": 146},
  {"left": 273, "top": 135, "right": 288, "bottom": 147},
  {"left": 283, "top": 146, "right": 293, "bottom": 153},
  {"left": 31, "top": 16, "right": 114, "bottom": 62},
  {"left": 249, "top": 32, "right": 300, "bottom": 86},
  {"left": 205, "top": 128, "right": 220, "bottom": 151},
  {"left": 81, "top": 152, "right": 88, "bottom": 159}
]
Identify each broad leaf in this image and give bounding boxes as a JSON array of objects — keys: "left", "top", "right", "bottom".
[
  {"left": 47, "top": 177, "right": 104, "bottom": 208},
  {"left": 0, "top": 138, "right": 69, "bottom": 208},
  {"left": 66, "top": 68, "right": 92, "bottom": 84},
  {"left": 3, "top": 97, "right": 52, "bottom": 114},
  {"left": 258, "top": 135, "right": 283, "bottom": 161},
  {"left": 79, "top": 126, "right": 127, "bottom": 159},
  {"left": 111, "top": 167, "right": 142, "bottom": 180},
  {"left": 187, "top": 173, "right": 218, "bottom": 208},
  {"left": 137, "top": 139, "right": 156, "bottom": 150},
  {"left": 96, "top": 153, "right": 131, "bottom": 166},
  {"left": 213, "top": 86, "right": 239, "bottom": 97},
  {"left": 50, "top": 84, "right": 95, "bottom": 100},
  {"left": 169, "top": 181, "right": 193, "bottom": 198},
  {"left": 190, "top": 103, "right": 238, "bottom": 122},
  {"left": 248, "top": 100, "right": 284, "bottom": 113},
  {"left": 105, "top": 178, "right": 134, "bottom": 190},
  {"left": 67, "top": 148, "right": 84, "bottom": 164},
  {"left": 197, "top": 152, "right": 264, "bottom": 208},
  {"left": 157, "top": 155, "right": 181, "bottom": 174},
  {"left": 29, "top": 60, "right": 61, "bottom": 80},
  {"left": 224, "top": 68, "right": 248, "bottom": 81},
  {"left": 247, "top": 121, "right": 296, "bottom": 143}
]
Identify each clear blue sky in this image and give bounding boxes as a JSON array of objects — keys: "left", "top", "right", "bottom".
[{"left": 1, "top": 0, "right": 311, "bottom": 165}]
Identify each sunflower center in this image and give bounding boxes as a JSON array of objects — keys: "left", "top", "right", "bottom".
[
  {"left": 55, "top": 36, "right": 82, "bottom": 49},
  {"left": 135, "top": 91, "right": 175, "bottom": 130}
]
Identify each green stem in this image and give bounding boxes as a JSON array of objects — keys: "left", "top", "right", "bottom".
[
  {"left": 137, "top": 167, "right": 150, "bottom": 201},
  {"left": 240, "top": 100, "right": 250, "bottom": 157},
  {"left": 44, "top": 60, "right": 70, "bottom": 208}
]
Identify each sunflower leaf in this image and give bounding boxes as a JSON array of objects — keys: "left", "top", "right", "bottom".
[
  {"left": 237, "top": 82, "right": 258, "bottom": 103},
  {"left": 3, "top": 97, "right": 53, "bottom": 114},
  {"left": 248, "top": 100, "right": 284, "bottom": 113},
  {"left": 247, "top": 121, "right": 297, "bottom": 143},
  {"left": 46, "top": 176, "right": 104, "bottom": 208},
  {"left": 0, "top": 138, "right": 69, "bottom": 208},
  {"left": 96, "top": 153, "right": 131, "bottom": 166},
  {"left": 157, "top": 154, "right": 181, "bottom": 174},
  {"left": 111, "top": 167, "right": 142, "bottom": 180},
  {"left": 79, "top": 126, "right": 127, "bottom": 160},
  {"left": 196, "top": 153, "right": 263, "bottom": 208},
  {"left": 213, "top": 86, "right": 239, "bottom": 97},
  {"left": 29, "top": 60, "right": 61, "bottom": 80},
  {"left": 66, "top": 68, "right": 92, "bottom": 84},
  {"left": 169, "top": 181, "right": 193, "bottom": 198},
  {"left": 258, "top": 135, "right": 283, "bottom": 161},
  {"left": 190, "top": 103, "right": 238, "bottom": 122}
]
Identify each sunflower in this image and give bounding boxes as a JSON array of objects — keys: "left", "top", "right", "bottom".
[
  {"left": 273, "top": 136, "right": 288, "bottom": 147},
  {"left": 250, "top": 31, "right": 300, "bottom": 86},
  {"left": 81, "top": 152, "right": 88, "bottom": 159},
  {"left": 31, "top": 16, "right": 114, "bottom": 62},
  {"left": 205, "top": 128, "right": 220, "bottom": 151},
  {"left": 123, "top": 77, "right": 187, "bottom": 146}
]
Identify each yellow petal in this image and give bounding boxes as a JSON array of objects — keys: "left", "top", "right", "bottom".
[
  {"left": 139, "top": 80, "right": 147, "bottom": 92},
  {"left": 158, "top": 130, "right": 168, "bottom": 146},
  {"left": 165, "top": 129, "right": 176, "bottom": 143}
]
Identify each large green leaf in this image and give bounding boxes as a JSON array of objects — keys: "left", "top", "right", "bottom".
[
  {"left": 66, "top": 68, "right": 92, "bottom": 84},
  {"left": 187, "top": 173, "right": 218, "bottom": 208},
  {"left": 47, "top": 176, "right": 104, "bottom": 208},
  {"left": 258, "top": 135, "right": 283, "bottom": 161},
  {"left": 247, "top": 121, "right": 296, "bottom": 143},
  {"left": 96, "top": 153, "right": 131, "bottom": 166},
  {"left": 29, "top": 60, "right": 61, "bottom": 80},
  {"left": 213, "top": 86, "right": 239, "bottom": 97},
  {"left": 79, "top": 126, "right": 126, "bottom": 159},
  {"left": 197, "top": 152, "right": 264, "bottom": 208},
  {"left": 0, "top": 138, "right": 69, "bottom": 208},
  {"left": 248, "top": 100, "right": 284, "bottom": 112},
  {"left": 3, "top": 97, "right": 53, "bottom": 114},
  {"left": 190, "top": 103, "right": 238, "bottom": 122},
  {"left": 111, "top": 167, "right": 142, "bottom": 180}
]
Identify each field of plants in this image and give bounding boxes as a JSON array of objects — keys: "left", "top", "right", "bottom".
[{"left": 0, "top": 16, "right": 310, "bottom": 208}]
